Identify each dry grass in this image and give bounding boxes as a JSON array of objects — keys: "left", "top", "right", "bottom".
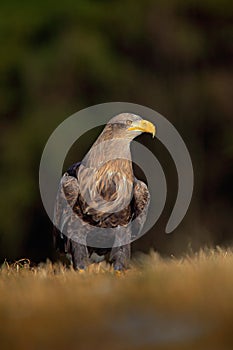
[{"left": 0, "top": 248, "right": 233, "bottom": 350}]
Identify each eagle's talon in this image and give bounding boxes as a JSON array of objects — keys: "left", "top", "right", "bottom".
[
  {"left": 114, "top": 269, "right": 123, "bottom": 277},
  {"left": 77, "top": 268, "right": 86, "bottom": 273},
  {"left": 114, "top": 266, "right": 125, "bottom": 277}
]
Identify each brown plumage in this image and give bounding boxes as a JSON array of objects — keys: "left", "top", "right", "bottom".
[{"left": 53, "top": 113, "right": 155, "bottom": 271}]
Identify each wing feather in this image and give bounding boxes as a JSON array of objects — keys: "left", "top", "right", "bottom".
[
  {"left": 131, "top": 179, "right": 150, "bottom": 240},
  {"left": 53, "top": 173, "right": 80, "bottom": 253}
]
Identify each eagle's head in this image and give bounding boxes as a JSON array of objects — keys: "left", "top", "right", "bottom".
[
  {"left": 81, "top": 113, "right": 156, "bottom": 171},
  {"left": 106, "top": 113, "right": 156, "bottom": 140}
]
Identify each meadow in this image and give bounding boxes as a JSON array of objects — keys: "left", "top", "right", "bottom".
[{"left": 0, "top": 248, "right": 233, "bottom": 350}]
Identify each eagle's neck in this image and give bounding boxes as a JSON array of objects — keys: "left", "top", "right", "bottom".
[
  {"left": 78, "top": 137, "right": 134, "bottom": 214},
  {"left": 83, "top": 137, "right": 132, "bottom": 168}
]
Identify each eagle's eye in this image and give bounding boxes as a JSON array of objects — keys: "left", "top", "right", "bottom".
[{"left": 126, "top": 120, "right": 133, "bottom": 125}]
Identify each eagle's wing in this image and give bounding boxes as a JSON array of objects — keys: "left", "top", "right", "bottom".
[
  {"left": 53, "top": 172, "right": 80, "bottom": 254},
  {"left": 131, "top": 179, "right": 150, "bottom": 240}
]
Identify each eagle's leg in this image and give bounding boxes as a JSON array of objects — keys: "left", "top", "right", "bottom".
[
  {"left": 110, "top": 227, "right": 131, "bottom": 271},
  {"left": 110, "top": 244, "right": 131, "bottom": 271},
  {"left": 70, "top": 240, "right": 89, "bottom": 271}
]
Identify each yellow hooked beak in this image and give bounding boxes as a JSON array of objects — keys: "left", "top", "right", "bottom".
[{"left": 128, "top": 119, "right": 156, "bottom": 138}]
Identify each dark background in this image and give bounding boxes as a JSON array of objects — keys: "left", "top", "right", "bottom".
[{"left": 0, "top": 0, "right": 232, "bottom": 263}]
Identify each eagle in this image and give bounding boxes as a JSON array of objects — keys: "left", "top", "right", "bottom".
[{"left": 53, "top": 113, "right": 156, "bottom": 272}]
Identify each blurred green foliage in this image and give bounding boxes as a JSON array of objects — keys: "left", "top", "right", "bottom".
[{"left": 0, "top": 0, "right": 232, "bottom": 260}]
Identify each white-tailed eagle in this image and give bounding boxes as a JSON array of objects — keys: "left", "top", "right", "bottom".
[{"left": 53, "top": 113, "right": 156, "bottom": 271}]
